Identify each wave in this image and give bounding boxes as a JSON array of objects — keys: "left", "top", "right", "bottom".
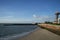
[{"left": 0, "top": 27, "right": 39, "bottom": 40}]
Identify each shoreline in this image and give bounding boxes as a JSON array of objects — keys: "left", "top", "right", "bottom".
[
  {"left": 13, "top": 27, "right": 40, "bottom": 40},
  {"left": 19, "top": 27, "right": 60, "bottom": 40},
  {"left": 0, "top": 27, "right": 39, "bottom": 40},
  {"left": 19, "top": 27, "right": 40, "bottom": 39}
]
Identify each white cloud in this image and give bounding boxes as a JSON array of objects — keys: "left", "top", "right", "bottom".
[
  {"left": 33, "top": 14, "right": 53, "bottom": 22},
  {"left": 33, "top": 14, "right": 49, "bottom": 19},
  {"left": 0, "top": 16, "right": 13, "bottom": 19},
  {"left": 0, "top": 16, "right": 34, "bottom": 23},
  {"left": 33, "top": 14, "right": 36, "bottom": 18},
  {"left": 0, "top": 15, "right": 53, "bottom": 23}
]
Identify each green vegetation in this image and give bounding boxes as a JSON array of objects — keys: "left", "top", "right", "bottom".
[
  {"left": 45, "top": 21, "right": 53, "bottom": 24},
  {"left": 45, "top": 21, "right": 60, "bottom": 26},
  {"left": 51, "top": 24, "right": 60, "bottom": 25}
]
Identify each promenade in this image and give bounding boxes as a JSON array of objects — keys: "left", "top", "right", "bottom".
[{"left": 19, "top": 27, "right": 60, "bottom": 40}]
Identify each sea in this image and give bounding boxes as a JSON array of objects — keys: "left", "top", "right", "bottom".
[{"left": 0, "top": 24, "right": 38, "bottom": 40}]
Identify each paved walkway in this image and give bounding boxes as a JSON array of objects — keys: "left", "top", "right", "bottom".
[{"left": 19, "top": 28, "right": 60, "bottom": 40}]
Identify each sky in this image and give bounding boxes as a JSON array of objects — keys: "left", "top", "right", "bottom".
[{"left": 0, "top": 0, "right": 60, "bottom": 23}]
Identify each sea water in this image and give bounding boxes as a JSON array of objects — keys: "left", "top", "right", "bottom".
[{"left": 0, "top": 25, "right": 38, "bottom": 40}]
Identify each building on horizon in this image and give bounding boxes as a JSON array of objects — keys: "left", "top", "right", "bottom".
[
  {"left": 58, "top": 18, "right": 60, "bottom": 24},
  {"left": 53, "top": 12, "right": 60, "bottom": 24}
]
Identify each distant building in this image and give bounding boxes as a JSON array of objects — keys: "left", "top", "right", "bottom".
[
  {"left": 53, "top": 12, "right": 60, "bottom": 24},
  {"left": 58, "top": 18, "right": 60, "bottom": 24}
]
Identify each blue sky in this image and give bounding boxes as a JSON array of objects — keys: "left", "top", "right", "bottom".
[{"left": 0, "top": 0, "right": 60, "bottom": 23}]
